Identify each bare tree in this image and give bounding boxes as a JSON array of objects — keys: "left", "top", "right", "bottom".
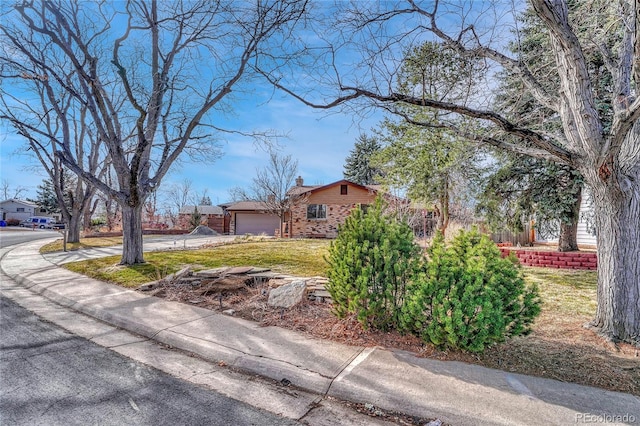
[
  {"left": 0, "top": 0, "right": 308, "bottom": 264},
  {"left": 159, "top": 178, "right": 194, "bottom": 228},
  {"left": 1, "top": 88, "right": 106, "bottom": 242},
  {"left": 233, "top": 149, "right": 302, "bottom": 237},
  {"left": 265, "top": 1, "right": 640, "bottom": 344},
  {"left": 0, "top": 179, "right": 28, "bottom": 200}
]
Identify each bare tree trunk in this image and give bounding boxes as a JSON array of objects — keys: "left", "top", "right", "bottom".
[
  {"left": 120, "top": 204, "right": 144, "bottom": 265},
  {"left": 83, "top": 201, "right": 95, "bottom": 233},
  {"left": 105, "top": 198, "right": 116, "bottom": 231},
  {"left": 557, "top": 186, "right": 581, "bottom": 252},
  {"left": 588, "top": 179, "right": 640, "bottom": 343},
  {"left": 67, "top": 214, "right": 82, "bottom": 243}
]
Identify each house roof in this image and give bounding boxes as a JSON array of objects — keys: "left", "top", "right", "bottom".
[
  {"left": 286, "top": 185, "right": 322, "bottom": 197},
  {"left": 223, "top": 201, "right": 272, "bottom": 212},
  {"left": 286, "top": 179, "right": 380, "bottom": 197},
  {"left": 0, "top": 199, "right": 38, "bottom": 207},
  {"left": 179, "top": 205, "right": 224, "bottom": 215}
]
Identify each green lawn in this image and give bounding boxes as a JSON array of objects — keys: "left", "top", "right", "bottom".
[
  {"left": 62, "top": 239, "right": 331, "bottom": 287},
  {"left": 522, "top": 267, "right": 597, "bottom": 317}
]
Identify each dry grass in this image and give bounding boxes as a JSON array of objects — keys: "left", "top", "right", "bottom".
[{"left": 40, "top": 237, "right": 125, "bottom": 253}]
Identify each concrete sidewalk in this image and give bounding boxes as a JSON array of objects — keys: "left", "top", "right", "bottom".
[{"left": 2, "top": 239, "right": 639, "bottom": 426}]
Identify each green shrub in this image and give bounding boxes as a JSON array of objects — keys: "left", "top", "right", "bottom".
[
  {"left": 402, "top": 229, "right": 541, "bottom": 352},
  {"left": 325, "top": 199, "right": 422, "bottom": 330}
]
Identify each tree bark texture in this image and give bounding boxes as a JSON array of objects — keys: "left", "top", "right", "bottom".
[
  {"left": 67, "top": 214, "right": 82, "bottom": 243},
  {"left": 588, "top": 176, "right": 640, "bottom": 343},
  {"left": 120, "top": 204, "right": 144, "bottom": 265}
]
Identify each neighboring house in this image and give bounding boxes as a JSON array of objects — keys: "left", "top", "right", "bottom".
[
  {"left": 222, "top": 177, "right": 395, "bottom": 238},
  {"left": 284, "top": 178, "right": 379, "bottom": 238},
  {"left": 0, "top": 199, "right": 49, "bottom": 222},
  {"left": 221, "top": 201, "right": 281, "bottom": 236},
  {"left": 177, "top": 205, "right": 228, "bottom": 234}
]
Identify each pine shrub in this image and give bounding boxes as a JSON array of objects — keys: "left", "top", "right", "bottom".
[
  {"left": 402, "top": 229, "right": 541, "bottom": 352},
  {"left": 325, "top": 199, "right": 422, "bottom": 330}
]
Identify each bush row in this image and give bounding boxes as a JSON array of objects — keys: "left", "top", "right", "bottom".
[{"left": 325, "top": 200, "right": 541, "bottom": 353}]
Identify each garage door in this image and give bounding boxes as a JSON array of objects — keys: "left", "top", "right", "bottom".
[{"left": 235, "top": 213, "right": 280, "bottom": 236}]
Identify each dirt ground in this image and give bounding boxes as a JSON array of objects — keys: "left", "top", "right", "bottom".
[{"left": 151, "top": 272, "right": 640, "bottom": 397}]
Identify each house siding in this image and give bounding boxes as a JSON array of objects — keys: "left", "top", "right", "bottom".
[
  {"left": 289, "top": 184, "right": 376, "bottom": 238},
  {"left": 0, "top": 200, "right": 43, "bottom": 221},
  {"left": 535, "top": 193, "right": 597, "bottom": 247}
]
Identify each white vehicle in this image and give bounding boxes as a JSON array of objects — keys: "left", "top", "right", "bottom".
[{"left": 19, "top": 216, "right": 56, "bottom": 229}]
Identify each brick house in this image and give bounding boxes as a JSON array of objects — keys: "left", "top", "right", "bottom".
[{"left": 283, "top": 177, "right": 380, "bottom": 238}]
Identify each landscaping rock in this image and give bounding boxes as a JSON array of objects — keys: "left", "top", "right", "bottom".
[
  {"left": 189, "top": 225, "right": 218, "bottom": 235},
  {"left": 225, "top": 266, "right": 255, "bottom": 275},
  {"left": 268, "top": 279, "right": 307, "bottom": 308},
  {"left": 268, "top": 278, "right": 295, "bottom": 288},
  {"left": 200, "top": 276, "right": 249, "bottom": 295},
  {"left": 166, "top": 266, "right": 191, "bottom": 284},
  {"left": 222, "top": 309, "right": 236, "bottom": 316},
  {"left": 193, "top": 267, "right": 229, "bottom": 278}
]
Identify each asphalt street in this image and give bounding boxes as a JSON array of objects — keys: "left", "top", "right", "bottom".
[
  {"left": 0, "top": 295, "right": 300, "bottom": 426},
  {"left": 0, "top": 228, "right": 60, "bottom": 248}
]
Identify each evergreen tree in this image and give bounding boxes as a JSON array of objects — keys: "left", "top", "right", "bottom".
[
  {"left": 372, "top": 42, "right": 485, "bottom": 236},
  {"left": 189, "top": 206, "right": 202, "bottom": 230},
  {"left": 31, "top": 179, "right": 60, "bottom": 214},
  {"left": 476, "top": 7, "right": 602, "bottom": 252},
  {"left": 477, "top": 154, "right": 584, "bottom": 251},
  {"left": 29, "top": 174, "right": 74, "bottom": 215},
  {"left": 343, "top": 134, "right": 382, "bottom": 185},
  {"left": 325, "top": 198, "right": 422, "bottom": 330}
]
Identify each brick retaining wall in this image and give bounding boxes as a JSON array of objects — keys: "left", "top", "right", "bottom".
[
  {"left": 499, "top": 248, "right": 597, "bottom": 270},
  {"left": 83, "top": 229, "right": 189, "bottom": 238}
]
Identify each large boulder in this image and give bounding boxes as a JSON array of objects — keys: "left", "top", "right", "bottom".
[{"left": 267, "top": 279, "right": 307, "bottom": 309}]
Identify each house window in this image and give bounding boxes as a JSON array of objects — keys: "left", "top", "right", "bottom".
[
  {"left": 307, "top": 204, "right": 327, "bottom": 220},
  {"left": 359, "top": 204, "right": 370, "bottom": 214},
  {"left": 340, "top": 184, "right": 348, "bottom": 195},
  {"left": 17, "top": 208, "right": 25, "bottom": 212}
]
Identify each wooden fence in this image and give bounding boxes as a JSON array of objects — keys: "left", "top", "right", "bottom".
[{"left": 490, "top": 222, "right": 533, "bottom": 246}]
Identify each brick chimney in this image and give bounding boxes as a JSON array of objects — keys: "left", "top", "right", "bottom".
[{"left": 295, "top": 176, "right": 303, "bottom": 186}]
